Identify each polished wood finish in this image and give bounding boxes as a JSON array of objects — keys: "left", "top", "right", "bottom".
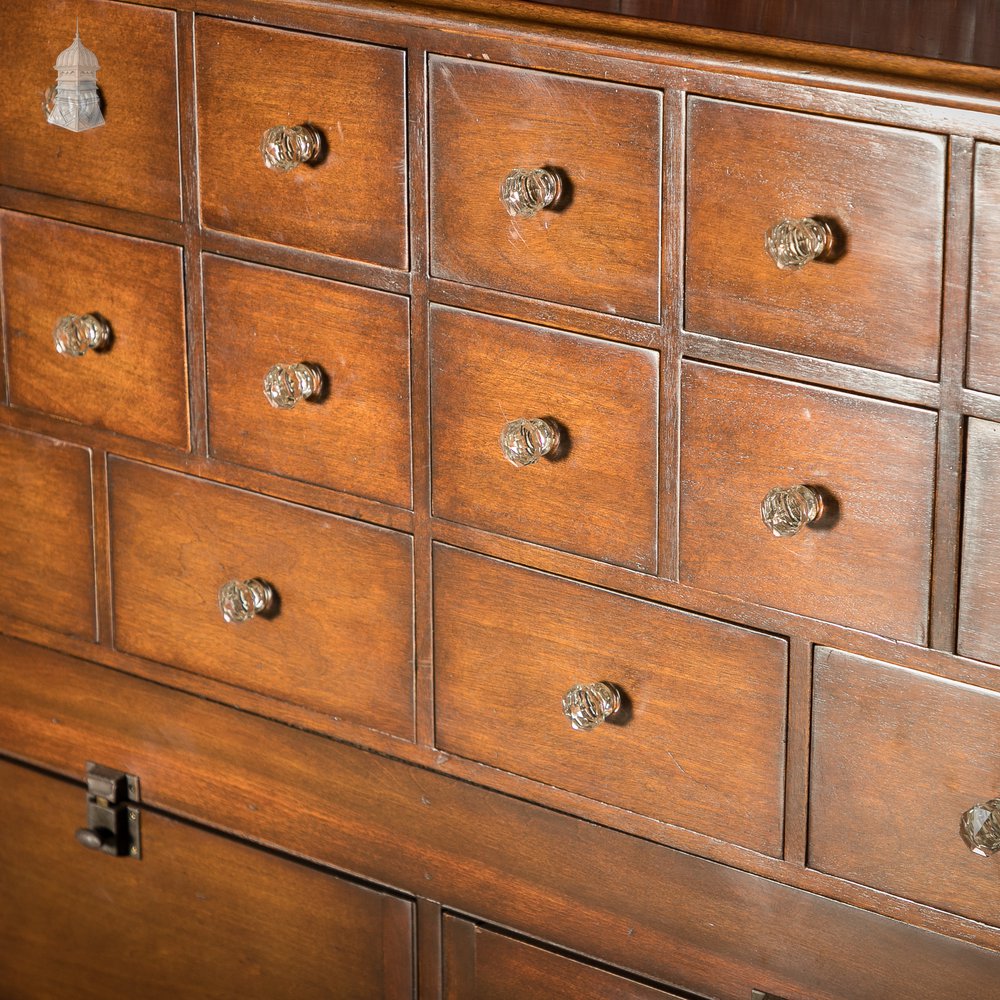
[
  {"left": 0, "top": 758, "right": 414, "bottom": 1000},
  {"left": 429, "top": 57, "right": 661, "bottom": 322},
  {"left": 0, "top": 0, "right": 181, "bottom": 219},
  {"left": 810, "top": 647, "right": 1000, "bottom": 928},
  {"left": 433, "top": 546, "right": 788, "bottom": 856},
  {"left": 2, "top": 636, "right": 999, "bottom": 1000},
  {"left": 958, "top": 418, "right": 1000, "bottom": 663},
  {"left": 680, "top": 362, "right": 937, "bottom": 642},
  {"left": 109, "top": 458, "right": 415, "bottom": 738},
  {"left": 968, "top": 143, "right": 1000, "bottom": 395},
  {"left": 196, "top": 18, "right": 407, "bottom": 269},
  {"left": 2, "top": 212, "right": 189, "bottom": 449},
  {"left": 203, "top": 254, "right": 411, "bottom": 508},
  {"left": 686, "top": 98, "right": 946, "bottom": 379},
  {"left": 430, "top": 307, "right": 659, "bottom": 570},
  {"left": 443, "top": 916, "right": 684, "bottom": 999},
  {"left": 0, "top": 426, "right": 95, "bottom": 641}
]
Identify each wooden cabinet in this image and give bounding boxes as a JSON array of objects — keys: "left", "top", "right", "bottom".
[{"left": 3, "top": 0, "right": 1000, "bottom": 995}]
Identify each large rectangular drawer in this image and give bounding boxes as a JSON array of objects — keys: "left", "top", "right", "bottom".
[
  {"left": 0, "top": 425, "right": 95, "bottom": 640},
  {"left": 2, "top": 212, "right": 189, "bottom": 449},
  {"left": 433, "top": 547, "right": 788, "bottom": 855},
  {"left": 430, "top": 307, "right": 659, "bottom": 570},
  {"left": 0, "top": 757, "right": 414, "bottom": 1000},
  {"left": 686, "top": 98, "right": 946, "bottom": 378},
  {"left": 108, "top": 458, "right": 414, "bottom": 738},
  {"left": 203, "top": 254, "right": 411, "bottom": 507},
  {"left": 196, "top": 18, "right": 407, "bottom": 268},
  {"left": 0, "top": 0, "right": 181, "bottom": 219},
  {"left": 810, "top": 648, "right": 1000, "bottom": 928},
  {"left": 679, "top": 362, "right": 937, "bottom": 641},
  {"left": 429, "top": 57, "right": 661, "bottom": 321}
]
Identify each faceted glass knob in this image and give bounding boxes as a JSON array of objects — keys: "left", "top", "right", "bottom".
[
  {"left": 960, "top": 799, "right": 1000, "bottom": 857},
  {"left": 263, "top": 362, "right": 323, "bottom": 409},
  {"left": 499, "top": 417, "right": 560, "bottom": 467},
  {"left": 260, "top": 124, "right": 321, "bottom": 172},
  {"left": 760, "top": 485, "right": 824, "bottom": 538},
  {"left": 764, "top": 217, "right": 834, "bottom": 270},
  {"left": 218, "top": 578, "right": 274, "bottom": 623},
  {"left": 562, "top": 682, "right": 622, "bottom": 732},
  {"left": 53, "top": 313, "right": 111, "bottom": 357},
  {"left": 500, "top": 167, "right": 562, "bottom": 218}
]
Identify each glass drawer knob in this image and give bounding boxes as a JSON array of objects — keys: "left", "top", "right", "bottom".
[
  {"left": 500, "top": 167, "right": 562, "bottom": 218},
  {"left": 260, "top": 124, "right": 321, "bottom": 172},
  {"left": 760, "top": 485, "right": 824, "bottom": 538},
  {"left": 960, "top": 799, "right": 1000, "bottom": 857},
  {"left": 53, "top": 313, "right": 111, "bottom": 357},
  {"left": 562, "top": 682, "right": 622, "bottom": 732},
  {"left": 263, "top": 362, "right": 323, "bottom": 409},
  {"left": 764, "top": 217, "right": 834, "bottom": 270},
  {"left": 499, "top": 417, "right": 560, "bottom": 467},
  {"left": 218, "top": 578, "right": 274, "bottom": 623}
]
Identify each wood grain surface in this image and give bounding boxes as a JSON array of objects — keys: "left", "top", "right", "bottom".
[
  {"left": 429, "top": 56, "right": 661, "bottom": 322},
  {"left": 686, "top": 97, "right": 946, "bottom": 379},
  {"left": 810, "top": 647, "right": 1000, "bottom": 928},
  {"left": 968, "top": 143, "right": 1000, "bottom": 394},
  {"left": 679, "top": 361, "right": 937, "bottom": 642},
  {"left": 430, "top": 307, "right": 659, "bottom": 570},
  {"left": 2, "top": 212, "right": 189, "bottom": 449},
  {"left": 443, "top": 915, "right": 684, "bottom": 999},
  {"left": 433, "top": 545, "right": 788, "bottom": 856},
  {"left": 203, "top": 254, "right": 411, "bottom": 507},
  {"left": 958, "top": 417, "right": 1000, "bottom": 663},
  {"left": 196, "top": 18, "right": 407, "bottom": 268},
  {"left": 2, "top": 636, "right": 999, "bottom": 1000},
  {"left": 109, "top": 458, "right": 415, "bottom": 738},
  {"left": 0, "top": 0, "right": 181, "bottom": 219},
  {"left": 0, "top": 758, "right": 414, "bottom": 1000},
  {"left": 0, "top": 426, "right": 95, "bottom": 640}
]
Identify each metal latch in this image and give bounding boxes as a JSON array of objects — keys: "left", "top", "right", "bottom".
[{"left": 74, "top": 762, "right": 141, "bottom": 859}]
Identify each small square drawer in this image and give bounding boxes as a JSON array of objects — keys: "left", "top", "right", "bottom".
[
  {"left": 204, "top": 255, "right": 411, "bottom": 508},
  {"left": 968, "top": 143, "right": 1000, "bottom": 394},
  {"left": 429, "top": 57, "right": 661, "bottom": 322},
  {"left": 958, "top": 418, "right": 1000, "bottom": 664},
  {"left": 810, "top": 648, "right": 1000, "bottom": 928},
  {"left": 430, "top": 307, "right": 659, "bottom": 570},
  {"left": 686, "top": 98, "right": 946, "bottom": 378},
  {"left": 434, "top": 547, "right": 788, "bottom": 856},
  {"left": 2, "top": 212, "right": 189, "bottom": 449},
  {"left": 109, "top": 459, "right": 414, "bottom": 738},
  {"left": 0, "top": 0, "right": 181, "bottom": 219},
  {"left": 444, "top": 915, "right": 686, "bottom": 1000},
  {"left": 196, "top": 18, "right": 407, "bottom": 269},
  {"left": 0, "top": 426, "right": 95, "bottom": 640},
  {"left": 679, "top": 362, "right": 937, "bottom": 642}
]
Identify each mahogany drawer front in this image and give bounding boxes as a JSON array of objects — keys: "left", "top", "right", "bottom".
[
  {"left": 428, "top": 57, "right": 661, "bottom": 322},
  {"left": 686, "top": 98, "right": 946, "bottom": 379},
  {"left": 443, "top": 915, "right": 686, "bottom": 1000},
  {"left": 2, "top": 212, "right": 189, "bottom": 449},
  {"left": 958, "top": 418, "right": 1000, "bottom": 663},
  {"left": 969, "top": 143, "right": 1000, "bottom": 394},
  {"left": 0, "top": 758, "right": 414, "bottom": 1000},
  {"left": 196, "top": 18, "right": 407, "bottom": 269},
  {"left": 810, "top": 648, "right": 1000, "bottom": 928},
  {"left": 679, "top": 362, "right": 936, "bottom": 642},
  {"left": 0, "top": 0, "right": 181, "bottom": 219},
  {"left": 108, "top": 458, "right": 415, "bottom": 738},
  {"left": 433, "top": 547, "right": 788, "bottom": 855},
  {"left": 430, "top": 307, "right": 659, "bottom": 570},
  {"left": 204, "top": 255, "right": 411, "bottom": 507},
  {"left": 0, "top": 426, "right": 95, "bottom": 641}
]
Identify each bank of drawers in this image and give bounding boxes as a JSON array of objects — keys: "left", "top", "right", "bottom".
[{"left": 3, "top": 1, "right": 1000, "bottom": 995}]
